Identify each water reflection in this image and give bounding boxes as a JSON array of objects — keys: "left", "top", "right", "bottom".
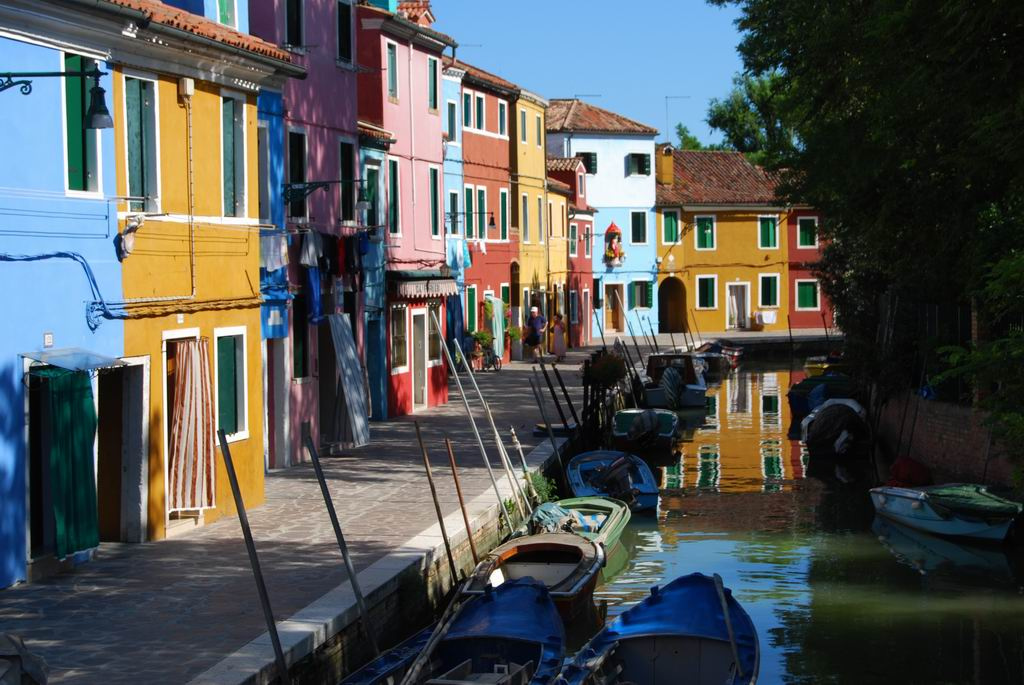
[{"left": 595, "top": 362, "right": 1024, "bottom": 684}]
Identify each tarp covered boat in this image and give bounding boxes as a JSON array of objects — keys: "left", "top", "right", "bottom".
[
  {"left": 567, "top": 451, "right": 659, "bottom": 513},
  {"left": 870, "top": 484, "right": 1022, "bottom": 541},
  {"left": 523, "top": 497, "right": 631, "bottom": 549},
  {"left": 612, "top": 409, "right": 679, "bottom": 463},
  {"left": 556, "top": 573, "right": 759, "bottom": 685}
]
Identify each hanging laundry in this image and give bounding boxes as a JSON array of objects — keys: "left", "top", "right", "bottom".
[
  {"left": 306, "top": 266, "right": 322, "bottom": 323},
  {"left": 260, "top": 232, "right": 288, "bottom": 272},
  {"left": 357, "top": 230, "right": 370, "bottom": 256},
  {"left": 300, "top": 230, "right": 323, "bottom": 267},
  {"left": 462, "top": 240, "right": 472, "bottom": 268}
]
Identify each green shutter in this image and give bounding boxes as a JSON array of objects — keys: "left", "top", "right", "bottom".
[
  {"left": 429, "top": 169, "right": 439, "bottom": 236},
  {"left": 500, "top": 193, "right": 508, "bottom": 240},
  {"left": 222, "top": 97, "right": 236, "bottom": 216},
  {"left": 663, "top": 212, "right": 678, "bottom": 243},
  {"left": 387, "top": 44, "right": 397, "bottom": 97},
  {"left": 799, "top": 218, "right": 817, "bottom": 246},
  {"left": 476, "top": 97, "right": 483, "bottom": 129},
  {"left": 627, "top": 283, "right": 636, "bottom": 309},
  {"left": 631, "top": 212, "right": 646, "bottom": 243},
  {"left": 64, "top": 54, "right": 87, "bottom": 192},
  {"left": 499, "top": 105, "right": 506, "bottom": 135},
  {"left": 126, "top": 78, "right": 144, "bottom": 211},
  {"left": 588, "top": 153, "right": 597, "bottom": 174},
  {"left": 449, "top": 191, "right": 458, "bottom": 234},
  {"left": 639, "top": 154, "right": 651, "bottom": 175},
  {"left": 293, "top": 291, "right": 308, "bottom": 377},
  {"left": 428, "top": 59, "right": 437, "bottom": 109},
  {"left": 646, "top": 281, "right": 654, "bottom": 308},
  {"left": 477, "top": 189, "right": 486, "bottom": 236},
  {"left": 468, "top": 288, "right": 477, "bottom": 332},
  {"left": 501, "top": 285, "right": 510, "bottom": 305},
  {"left": 699, "top": 278, "right": 714, "bottom": 308},
  {"left": 798, "top": 282, "right": 818, "bottom": 308},
  {"left": 463, "top": 93, "right": 471, "bottom": 126},
  {"left": 388, "top": 160, "right": 399, "bottom": 233},
  {"left": 366, "top": 167, "right": 379, "bottom": 225},
  {"left": 761, "top": 276, "right": 778, "bottom": 307},
  {"left": 464, "top": 187, "right": 473, "bottom": 238},
  {"left": 217, "top": 336, "right": 239, "bottom": 435},
  {"left": 697, "top": 217, "right": 714, "bottom": 249},
  {"left": 218, "top": 0, "right": 235, "bottom": 25},
  {"left": 760, "top": 217, "right": 777, "bottom": 248}
]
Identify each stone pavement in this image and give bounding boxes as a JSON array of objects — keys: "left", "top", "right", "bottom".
[{"left": 0, "top": 349, "right": 589, "bottom": 685}]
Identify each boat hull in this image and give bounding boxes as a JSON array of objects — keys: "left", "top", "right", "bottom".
[
  {"left": 567, "top": 451, "right": 659, "bottom": 513},
  {"left": 870, "top": 487, "right": 1017, "bottom": 541}
]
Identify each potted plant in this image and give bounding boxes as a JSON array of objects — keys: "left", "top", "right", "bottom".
[
  {"left": 508, "top": 320, "right": 524, "bottom": 361},
  {"left": 471, "top": 330, "right": 493, "bottom": 356}
]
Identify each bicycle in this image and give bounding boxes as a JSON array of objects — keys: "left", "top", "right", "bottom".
[{"left": 480, "top": 345, "right": 502, "bottom": 372}]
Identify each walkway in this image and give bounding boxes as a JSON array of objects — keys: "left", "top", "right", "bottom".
[{"left": 0, "top": 349, "right": 588, "bottom": 684}]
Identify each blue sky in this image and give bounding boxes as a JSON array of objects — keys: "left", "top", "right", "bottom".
[{"left": 430, "top": 0, "right": 744, "bottom": 146}]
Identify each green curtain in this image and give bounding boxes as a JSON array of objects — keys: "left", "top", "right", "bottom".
[{"left": 33, "top": 368, "right": 99, "bottom": 558}]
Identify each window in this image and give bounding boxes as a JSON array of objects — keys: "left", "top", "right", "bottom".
[
  {"left": 569, "top": 290, "right": 578, "bottom": 324},
  {"left": 286, "top": 0, "right": 303, "bottom": 47},
  {"left": 521, "top": 194, "right": 530, "bottom": 242},
  {"left": 215, "top": 328, "right": 247, "bottom": 440},
  {"left": 463, "top": 92, "right": 472, "bottom": 127},
  {"left": 365, "top": 165, "right": 380, "bottom": 226},
  {"left": 537, "top": 196, "right": 544, "bottom": 243},
  {"left": 521, "top": 288, "right": 530, "bottom": 323},
  {"left": 124, "top": 76, "right": 158, "bottom": 212},
  {"left": 477, "top": 188, "right": 486, "bottom": 238},
  {"left": 628, "top": 281, "right": 653, "bottom": 309},
  {"left": 630, "top": 211, "right": 647, "bottom": 244},
  {"left": 662, "top": 210, "right": 679, "bottom": 244},
  {"left": 798, "top": 216, "right": 818, "bottom": 248},
  {"left": 583, "top": 291, "right": 590, "bottom": 333},
  {"left": 428, "top": 303, "right": 442, "bottom": 362},
  {"left": 759, "top": 274, "right": 780, "bottom": 308},
  {"left": 569, "top": 223, "right": 578, "bottom": 256},
  {"left": 386, "top": 43, "right": 398, "bottom": 98},
  {"left": 64, "top": 54, "right": 100, "bottom": 193},
  {"left": 796, "top": 280, "right": 820, "bottom": 310},
  {"left": 628, "top": 153, "right": 651, "bottom": 175},
  {"left": 500, "top": 284, "right": 510, "bottom": 306},
  {"left": 499, "top": 189, "right": 508, "bottom": 240},
  {"left": 695, "top": 215, "right": 715, "bottom": 250},
  {"left": 222, "top": 94, "right": 245, "bottom": 217},
  {"left": 292, "top": 288, "right": 309, "bottom": 378},
  {"left": 759, "top": 216, "right": 778, "bottom": 249},
  {"left": 697, "top": 275, "right": 717, "bottom": 309},
  {"left": 762, "top": 394, "right": 780, "bottom": 414},
  {"left": 446, "top": 101, "right": 457, "bottom": 140},
  {"left": 218, "top": 0, "right": 236, "bottom": 26},
  {"left": 464, "top": 186, "right": 474, "bottom": 238},
  {"left": 466, "top": 286, "right": 477, "bottom": 332},
  {"left": 390, "top": 305, "right": 407, "bottom": 370},
  {"left": 339, "top": 140, "right": 355, "bottom": 222},
  {"left": 584, "top": 225, "right": 591, "bottom": 257},
  {"left": 427, "top": 57, "right": 438, "bottom": 110},
  {"left": 535, "top": 114, "right": 542, "bottom": 147},
  {"left": 429, "top": 167, "right": 440, "bottom": 237},
  {"left": 578, "top": 152, "right": 597, "bottom": 174},
  {"left": 520, "top": 109, "right": 527, "bottom": 143},
  {"left": 336, "top": 1, "right": 352, "bottom": 62},
  {"left": 448, "top": 190, "right": 459, "bottom": 235},
  {"left": 578, "top": 173, "right": 585, "bottom": 197},
  {"left": 388, "top": 158, "right": 399, "bottom": 234},
  {"left": 498, "top": 102, "right": 507, "bottom": 136},
  {"left": 475, "top": 94, "right": 484, "bottom": 130}
]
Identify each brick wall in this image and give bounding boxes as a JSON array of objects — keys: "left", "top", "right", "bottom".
[{"left": 877, "top": 392, "right": 1015, "bottom": 486}]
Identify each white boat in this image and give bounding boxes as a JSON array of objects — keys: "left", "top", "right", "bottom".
[{"left": 869, "top": 484, "right": 1022, "bottom": 542}]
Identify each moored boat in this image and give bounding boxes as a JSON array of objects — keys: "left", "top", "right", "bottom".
[
  {"left": 463, "top": 533, "right": 604, "bottom": 623},
  {"left": 612, "top": 409, "right": 679, "bottom": 463},
  {"left": 870, "top": 484, "right": 1023, "bottom": 542},
  {"left": 642, "top": 353, "right": 707, "bottom": 409},
  {"left": 786, "top": 373, "right": 853, "bottom": 419},
  {"left": 556, "top": 573, "right": 759, "bottom": 685},
  {"left": 524, "top": 497, "right": 631, "bottom": 550},
  {"left": 697, "top": 339, "right": 743, "bottom": 367},
  {"left": 566, "top": 450, "right": 659, "bottom": 513}
]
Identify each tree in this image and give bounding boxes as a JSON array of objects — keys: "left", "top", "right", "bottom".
[
  {"left": 675, "top": 124, "right": 732, "bottom": 152},
  {"left": 705, "top": 72, "right": 796, "bottom": 167}
]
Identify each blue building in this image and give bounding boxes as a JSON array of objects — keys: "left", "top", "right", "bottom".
[
  {"left": 163, "top": 0, "right": 250, "bottom": 32},
  {"left": 442, "top": 63, "right": 467, "bottom": 351},
  {"left": 0, "top": 24, "right": 124, "bottom": 587},
  {"left": 546, "top": 99, "right": 660, "bottom": 340}
]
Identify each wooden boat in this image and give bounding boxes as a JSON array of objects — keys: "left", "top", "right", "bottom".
[
  {"left": 612, "top": 409, "right": 679, "bottom": 463},
  {"left": 400, "top": 578, "right": 565, "bottom": 685},
  {"left": 556, "top": 573, "right": 759, "bottom": 685},
  {"left": 566, "top": 450, "right": 659, "bottom": 513},
  {"left": 786, "top": 373, "right": 852, "bottom": 419},
  {"left": 870, "top": 484, "right": 1022, "bottom": 542},
  {"left": 642, "top": 353, "right": 707, "bottom": 409},
  {"left": 464, "top": 533, "right": 604, "bottom": 623},
  {"left": 696, "top": 340, "right": 742, "bottom": 367},
  {"left": 341, "top": 624, "right": 434, "bottom": 685},
  {"left": 524, "top": 497, "right": 631, "bottom": 550}
]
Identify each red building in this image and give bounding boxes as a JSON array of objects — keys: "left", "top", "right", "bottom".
[
  {"left": 547, "top": 157, "right": 595, "bottom": 348},
  {"left": 786, "top": 209, "right": 834, "bottom": 330},
  {"left": 445, "top": 58, "right": 518, "bottom": 362}
]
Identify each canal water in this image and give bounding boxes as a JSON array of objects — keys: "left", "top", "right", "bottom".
[{"left": 595, "top": 361, "right": 1024, "bottom": 684}]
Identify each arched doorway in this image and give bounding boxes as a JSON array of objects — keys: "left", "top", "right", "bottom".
[{"left": 658, "top": 277, "right": 686, "bottom": 333}]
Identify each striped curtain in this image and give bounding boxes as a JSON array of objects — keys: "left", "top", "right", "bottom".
[{"left": 168, "top": 339, "right": 215, "bottom": 511}]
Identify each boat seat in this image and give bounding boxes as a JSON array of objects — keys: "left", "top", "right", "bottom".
[{"left": 427, "top": 660, "right": 532, "bottom": 685}]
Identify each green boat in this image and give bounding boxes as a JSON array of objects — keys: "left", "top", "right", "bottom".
[{"left": 523, "top": 496, "right": 631, "bottom": 551}]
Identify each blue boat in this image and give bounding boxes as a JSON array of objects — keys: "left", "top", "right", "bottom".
[
  {"left": 341, "top": 625, "right": 433, "bottom": 685},
  {"left": 556, "top": 573, "right": 759, "bottom": 685},
  {"left": 566, "top": 450, "right": 659, "bottom": 513}
]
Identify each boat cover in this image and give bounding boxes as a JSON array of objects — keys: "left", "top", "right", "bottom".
[
  {"left": 926, "top": 485, "right": 1023, "bottom": 519},
  {"left": 446, "top": 578, "right": 565, "bottom": 644},
  {"left": 528, "top": 502, "right": 604, "bottom": 535}
]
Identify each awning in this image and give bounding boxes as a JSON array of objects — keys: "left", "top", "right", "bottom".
[
  {"left": 22, "top": 347, "right": 125, "bottom": 372},
  {"left": 387, "top": 270, "right": 458, "bottom": 299}
]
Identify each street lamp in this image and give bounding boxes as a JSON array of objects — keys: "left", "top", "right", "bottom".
[{"left": 1, "top": 65, "right": 113, "bottom": 129}]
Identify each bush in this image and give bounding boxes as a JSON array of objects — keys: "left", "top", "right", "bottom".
[
  {"left": 472, "top": 330, "right": 494, "bottom": 348},
  {"left": 507, "top": 325, "right": 522, "bottom": 342},
  {"left": 530, "top": 472, "right": 558, "bottom": 503}
]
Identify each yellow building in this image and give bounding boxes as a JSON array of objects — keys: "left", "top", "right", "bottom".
[
  {"left": 111, "top": 27, "right": 301, "bottom": 539},
  {"left": 512, "top": 90, "right": 550, "bottom": 320},
  {"left": 655, "top": 144, "right": 791, "bottom": 335}
]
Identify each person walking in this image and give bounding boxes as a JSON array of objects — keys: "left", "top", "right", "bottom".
[
  {"left": 525, "top": 306, "right": 546, "bottom": 361},
  {"left": 551, "top": 313, "right": 567, "bottom": 362}
]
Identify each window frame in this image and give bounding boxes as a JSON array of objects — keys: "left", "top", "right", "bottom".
[
  {"left": 694, "top": 214, "right": 716, "bottom": 251},
  {"left": 390, "top": 304, "right": 409, "bottom": 373},
  {"left": 286, "top": 127, "right": 307, "bottom": 219},
  {"left": 220, "top": 89, "right": 247, "bottom": 218},
  {"left": 569, "top": 222, "right": 578, "bottom": 257},
  {"left": 446, "top": 99, "right": 458, "bottom": 142},
  {"left": 795, "top": 279, "right": 821, "bottom": 311},
  {"left": 535, "top": 113, "right": 542, "bottom": 148},
  {"left": 499, "top": 188, "right": 509, "bottom": 241},
  {"left": 213, "top": 325, "right": 249, "bottom": 443},
  {"left": 338, "top": 136, "right": 357, "bottom": 223},
  {"left": 497, "top": 101, "right": 507, "bottom": 137},
  {"left": 474, "top": 93, "right": 485, "bottom": 131},
  {"left": 464, "top": 184, "right": 475, "bottom": 239},
  {"left": 758, "top": 214, "right": 780, "bottom": 250},
  {"left": 758, "top": 273, "right": 781, "bottom": 309},
  {"left": 630, "top": 210, "right": 648, "bottom": 245},
  {"left": 631, "top": 280, "right": 653, "bottom": 309},
  {"left": 336, "top": 0, "right": 353, "bottom": 63},
  {"left": 447, "top": 189, "right": 460, "bottom": 235},
  {"left": 537, "top": 195, "right": 544, "bottom": 244},
  {"left": 519, "top": 108, "right": 527, "bottom": 144},
  {"left": 476, "top": 186, "right": 487, "bottom": 239},
  {"left": 121, "top": 70, "right": 161, "bottom": 213},
  {"left": 427, "top": 302, "right": 443, "bottom": 364},
  {"left": 285, "top": 0, "right": 304, "bottom": 49},
  {"left": 628, "top": 152, "right": 650, "bottom": 176},
  {"left": 696, "top": 274, "right": 718, "bottom": 310},
  {"left": 427, "top": 56, "right": 438, "bottom": 111},
  {"left": 500, "top": 283, "right": 510, "bottom": 308},
  {"left": 364, "top": 162, "right": 381, "bottom": 228},
  {"left": 661, "top": 209, "right": 680, "bottom": 245},
  {"left": 584, "top": 223, "right": 591, "bottom": 258},
  {"left": 385, "top": 40, "right": 399, "bottom": 100},
  {"left": 569, "top": 289, "right": 579, "bottom": 324},
  {"left": 521, "top": 192, "right": 530, "bottom": 243},
  {"left": 462, "top": 91, "right": 472, "bottom": 127},
  {"left": 428, "top": 165, "right": 441, "bottom": 238},
  {"left": 797, "top": 215, "right": 819, "bottom": 249},
  {"left": 466, "top": 285, "right": 478, "bottom": 333},
  {"left": 62, "top": 52, "right": 104, "bottom": 198},
  {"left": 387, "top": 157, "right": 400, "bottom": 235},
  {"left": 578, "top": 173, "right": 585, "bottom": 198}
]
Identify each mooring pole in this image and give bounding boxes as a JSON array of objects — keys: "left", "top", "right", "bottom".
[
  {"left": 690, "top": 308, "right": 704, "bottom": 347},
  {"left": 613, "top": 287, "right": 645, "bottom": 365},
  {"left": 304, "top": 436, "right": 379, "bottom": 656},
  {"left": 551, "top": 364, "right": 581, "bottom": 429},
  {"left": 537, "top": 360, "right": 570, "bottom": 432},
  {"left": 529, "top": 377, "right": 564, "bottom": 474},
  {"left": 645, "top": 316, "right": 660, "bottom": 353},
  {"left": 218, "top": 430, "right": 288, "bottom": 682},
  {"left": 595, "top": 307, "right": 608, "bottom": 350},
  {"left": 821, "top": 312, "right": 831, "bottom": 346},
  {"left": 415, "top": 422, "right": 461, "bottom": 588},
  {"left": 445, "top": 438, "right": 479, "bottom": 564}
]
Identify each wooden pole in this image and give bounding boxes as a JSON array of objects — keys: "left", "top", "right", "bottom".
[
  {"left": 690, "top": 308, "right": 704, "bottom": 347},
  {"left": 595, "top": 305, "right": 608, "bottom": 350},
  {"left": 414, "top": 422, "right": 460, "bottom": 588},
  {"left": 645, "top": 316, "right": 660, "bottom": 353},
  {"left": 821, "top": 311, "right": 831, "bottom": 346},
  {"left": 529, "top": 377, "right": 564, "bottom": 474},
  {"left": 713, "top": 573, "right": 744, "bottom": 678},
  {"left": 613, "top": 287, "right": 646, "bottom": 366},
  {"left": 537, "top": 359, "right": 571, "bottom": 432},
  {"left": 303, "top": 436, "right": 379, "bottom": 656},
  {"left": 551, "top": 364, "right": 581, "bottom": 429},
  {"left": 217, "top": 430, "right": 289, "bottom": 683},
  {"left": 444, "top": 438, "right": 479, "bottom": 565}
]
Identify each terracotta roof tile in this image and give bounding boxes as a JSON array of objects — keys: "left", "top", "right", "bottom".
[
  {"left": 358, "top": 120, "right": 396, "bottom": 143},
  {"left": 546, "top": 156, "right": 584, "bottom": 173},
  {"left": 442, "top": 56, "right": 519, "bottom": 93},
  {"left": 101, "top": 0, "right": 293, "bottom": 62},
  {"left": 656, "top": 146, "right": 781, "bottom": 206},
  {"left": 546, "top": 98, "right": 658, "bottom": 135},
  {"left": 547, "top": 176, "right": 572, "bottom": 195}
]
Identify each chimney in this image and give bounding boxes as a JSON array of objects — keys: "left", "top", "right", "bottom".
[
  {"left": 398, "top": 0, "right": 435, "bottom": 27},
  {"left": 656, "top": 144, "right": 675, "bottom": 185}
]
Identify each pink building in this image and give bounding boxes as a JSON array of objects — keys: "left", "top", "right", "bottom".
[
  {"left": 548, "top": 157, "right": 596, "bottom": 349},
  {"left": 357, "top": 1, "right": 457, "bottom": 416}
]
